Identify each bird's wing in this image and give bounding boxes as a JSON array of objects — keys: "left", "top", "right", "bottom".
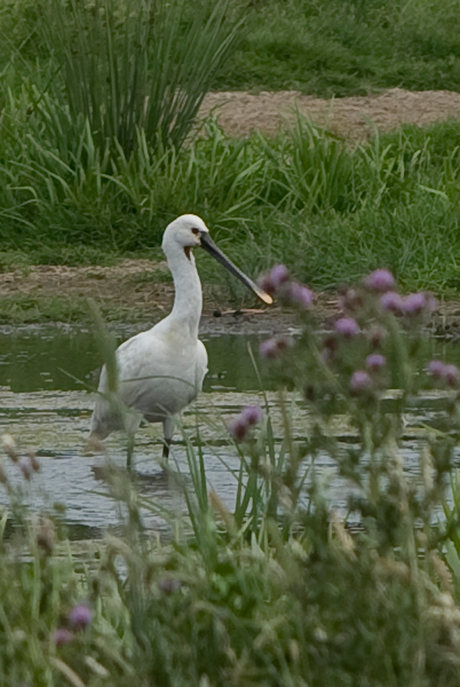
[
  {"left": 93, "top": 329, "right": 207, "bottom": 427},
  {"left": 95, "top": 333, "right": 148, "bottom": 393},
  {"left": 120, "top": 331, "right": 204, "bottom": 415},
  {"left": 91, "top": 333, "right": 153, "bottom": 431},
  {"left": 196, "top": 339, "right": 209, "bottom": 385},
  {"left": 114, "top": 333, "right": 166, "bottom": 408}
]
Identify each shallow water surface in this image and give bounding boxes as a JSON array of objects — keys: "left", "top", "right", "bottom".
[
  {"left": 0, "top": 324, "right": 268, "bottom": 393},
  {"left": 0, "top": 324, "right": 458, "bottom": 538},
  {"left": 0, "top": 325, "right": 278, "bottom": 536}
]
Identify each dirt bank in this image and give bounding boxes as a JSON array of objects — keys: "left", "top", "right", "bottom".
[
  {"left": 0, "top": 259, "right": 333, "bottom": 331},
  {"left": 199, "top": 88, "right": 460, "bottom": 139},
  {"left": 2, "top": 259, "right": 460, "bottom": 336}
]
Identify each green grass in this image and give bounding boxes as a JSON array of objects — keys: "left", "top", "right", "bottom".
[
  {"left": 2, "top": 104, "right": 460, "bottom": 296},
  {"left": 3, "top": 2, "right": 460, "bottom": 684},
  {"left": 216, "top": 0, "right": 460, "bottom": 95},
  {"left": 0, "top": 246, "right": 141, "bottom": 268},
  {"left": 3, "top": 0, "right": 460, "bottom": 96},
  {"left": 0, "top": 292, "right": 171, "bottom": 323}
]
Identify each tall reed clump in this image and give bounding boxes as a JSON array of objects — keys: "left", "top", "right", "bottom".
[{"left": 40, "top": 0, "right": 243, "bottom": 157}]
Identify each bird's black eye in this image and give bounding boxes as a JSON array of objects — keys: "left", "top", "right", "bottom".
[{"left": 191, "top": 227, "right": 200, "bottom": 235}]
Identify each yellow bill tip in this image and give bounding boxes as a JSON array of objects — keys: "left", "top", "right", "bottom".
[{"left": 255, "top": 288, "right": 273, "bottom": 305}]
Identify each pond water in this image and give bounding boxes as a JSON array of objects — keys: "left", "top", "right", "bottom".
[{"left": 0, "top": 324, "right": 458, "bottom": 539}]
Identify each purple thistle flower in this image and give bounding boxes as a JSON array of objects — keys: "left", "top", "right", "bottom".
[
  {"left": 240, "top": 405, "right": 263, "bottom": 426},
  {"left": 259, "top": 264, "right": 290, "bottom": 294},
  {"left": 227, "top": 417, "right": 248, "bottom": 442},
  {"left": 259, "top": 337, "right": 292, "bottom": 359},
  {"left": 259, "top": 338, "right": 280, "bottom": 360},
  {"left": 54, "top": 628, "right": 73, "bottom": 647},
  {"left": 159, "top": 578, "right": 182, "bottom": 594},
  {"left": 403, "top": 292, "right": 427, "bottom": 315},
  {"left": 228, "top": 405, "right": 263, "bottom": 442},
  {"left": 334, "top": 317, "right": 360, "bottom": 338},
  {"left": 403, "top": 292, "right": 438, "bottom": 315},
  {"left": 287, "top": 283, "right": 314, "bottom": 308},
  {"left": 427, "top": 360, "right": 446, "bottom": 379},
  {"left": 364, "top": 268, "right": 395, "bottom": 292},
  {"left": 350, "top": 370, "right": 372, "bottom": 393},
  {"left": 269, "top": 264, "right": 290, "bottom": 288},
  {"left": 427, "top": 360, "right": 460, "bottom": 386},
  {"left": 366, "top": 353, "right": 386, "bottom": 371},
  {"left": 69, "top": 604, "right": 92, "bottom": 630},
  {"left": 442, "top": 364, "right": 460, "bottom": 387},
  {"left": 379, "top": 291, "right": 404, "bottom": 313}
]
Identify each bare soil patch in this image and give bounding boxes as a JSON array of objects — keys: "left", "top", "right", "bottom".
[
  {"left": 0, "top": 259, "right": 313, "bottom": 331},
  {"left": 0, "top": 259, "right": 274, "bottom": 322},
  {"left": 2, "top": 260, "right": 460, "bottom": 336},
  {"left": 199, "top": 88, "right": 460, "bottom": 139}
]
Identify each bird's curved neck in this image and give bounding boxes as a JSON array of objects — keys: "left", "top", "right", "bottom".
[{"left": 166, "top": 247, "right": 202, "bottom": 337}]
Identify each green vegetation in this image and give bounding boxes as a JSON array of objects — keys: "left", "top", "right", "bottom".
[
  {"left": 3, "top": 0, "right": 460, "bottom": 96},
  {"left": 4, "top": 280, "right": 460, "bottom": 685},
  {"left": 0, "top": 0, "right": 460, "bottom": 300},
  {"left": 0, "top": 294, "right": 157, "bottom": 323},
  {"left": 219, "top": 0, "right": 460, "bottom": 95},
  {"left": 4, "top": 3, "right": 460, "bottom": 685},
  {"left": 3, "top": 106, "right": 460, "bottom": 293}
]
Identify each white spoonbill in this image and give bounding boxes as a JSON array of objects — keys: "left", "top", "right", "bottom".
[{"left": 89, "top": 214, "right": 272, "bottom": 467}]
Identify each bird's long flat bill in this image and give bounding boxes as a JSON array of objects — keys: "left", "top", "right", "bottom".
[{"left": 200, "top": 233, "right": 273, "bottom": 305}]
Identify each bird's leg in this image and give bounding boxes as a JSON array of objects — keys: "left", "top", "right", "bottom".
[
  {"left": 126, "top": 434, "right": 135, "bottom": 471},
  {"left": 161, "top": 417, "right": 174, "bottom": 468},
  {"left": 162, "top": 438, "right": 171, "bottom": 461}
]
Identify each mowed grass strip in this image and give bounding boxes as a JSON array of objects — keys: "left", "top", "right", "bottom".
[
  {"left": 219, "top": 0, "right": 460, "bottom": 95},
  {"left": 3, "top": 0, "right": 460, "bottom": 95}
]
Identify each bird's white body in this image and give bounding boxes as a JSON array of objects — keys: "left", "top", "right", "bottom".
[
  {"left": 90, "top": 215, "right": 209, "bottom": 454},
  {"left": 90, "top": 213, "right": 271, "bottom": 465},
  {"left": 90, "top": 320, "right": 208, "bottom": 438}
]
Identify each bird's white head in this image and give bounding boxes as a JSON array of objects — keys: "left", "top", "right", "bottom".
[
  {"left": 162, "top": 214, "right": 209, "bottom": 261},
  {"left": 161, "top": 214, "right": 273, "bottom": 305}
]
